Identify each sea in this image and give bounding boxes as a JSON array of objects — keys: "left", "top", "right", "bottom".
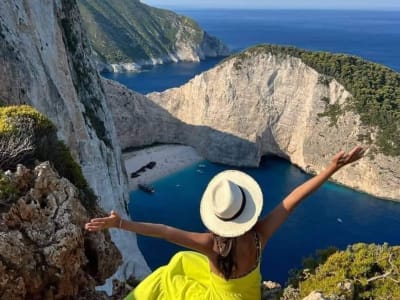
[{"left": 102, "top": 10, "right": 400, "bottom": 284}]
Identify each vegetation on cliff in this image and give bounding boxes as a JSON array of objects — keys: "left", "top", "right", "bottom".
[
  {"left": 0, "top": 171, "right": 20, "bottom": 212},
  {"left": 60, "top": 0, "right": 113, "bottom": 148},
  {"left": 0, "top": 105, "right": 96, "bottom": 211},
  {"left": 229, "top": 45, "right": 400, "bottom": 157},
  {"left": 77, "top": 0, "right": 228, "bottom": 64},
  {"left": 285, "top": 243, "right": 400, "bottom": 299}
]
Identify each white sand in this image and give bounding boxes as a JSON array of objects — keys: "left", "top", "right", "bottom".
[{"left": 124, "top": 145, "right": 204, "bottom": 190}]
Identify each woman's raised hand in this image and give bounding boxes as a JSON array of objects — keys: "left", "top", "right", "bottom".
[
  {"left": 330, "top": 145, "right": 365, "bottom": 171},
  {"left": 85, "top": 210, "right": 121, "bottom": 231}
]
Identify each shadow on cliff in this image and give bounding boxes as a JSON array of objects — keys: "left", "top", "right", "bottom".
[{"left": 103, "top": 79, "right": 285, "bottom": 167}]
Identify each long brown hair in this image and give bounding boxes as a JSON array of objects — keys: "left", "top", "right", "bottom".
[{"left": 214, "top": 235, "right": 237, "bottom": 279}]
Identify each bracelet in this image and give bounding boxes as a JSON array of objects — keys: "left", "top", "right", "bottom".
[{"left": 119, "top": 218, "right": 123, "bottom": 229}]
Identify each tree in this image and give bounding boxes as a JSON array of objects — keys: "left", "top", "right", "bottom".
[{"left": 285, "top": 243, "right": 400, "bottom": 299}]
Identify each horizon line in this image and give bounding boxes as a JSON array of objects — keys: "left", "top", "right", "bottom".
[{"left": 147, "top": 6, "right": 400, "bottom": 12}]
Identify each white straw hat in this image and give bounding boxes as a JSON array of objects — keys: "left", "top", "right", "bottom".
[{"left": 200, "top": 170, "right": 263, "bottom": 237}]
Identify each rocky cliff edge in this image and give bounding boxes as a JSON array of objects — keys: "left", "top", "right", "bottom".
[
  {"left": 0, "top": 162, "right": 121, "bottom": 299},
  {"left": 105, "top": 49, "right": 399, "bottom": 201},
  {"left": 0, "top": 0, "right": 150, "bottom": 291}
]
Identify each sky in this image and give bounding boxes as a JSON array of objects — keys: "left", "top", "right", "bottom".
[{"left": 140, "top": 0, "right": 400, "bottom": 10}]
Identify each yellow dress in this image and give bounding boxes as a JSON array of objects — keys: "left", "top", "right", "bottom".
[{"left": 124, "top": 251, "right": 262, "bottom": 300}]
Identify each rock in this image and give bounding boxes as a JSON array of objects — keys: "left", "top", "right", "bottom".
[
  {"left": 263, "top": 280, "right": 282, "bottom": 289},
  {"left": 0, "top": 162, "right": 121, "bottom": 299},
  {"left": 281, "top": 285, "right": 301, "bottom": 300},
  {"left": 104, "top": 49, "right": 400, "bottom": 201},
  {"left": 261, "top": 280, "right": 282, "bottom": 299},
  {"left": 102, "top": 78, "right": 185, "bottom": 150},
  {"left": 77, "top": 0, "right": 230, "bottom": 70},
  {"left": 302, "top": 291, "right": 329, "bottom": 300},
  {"left": 0, "top": 0, "right": 150, "bottom": 287},
  {"left": 302, "top": 291, "right": 350, "bottom": 300}
]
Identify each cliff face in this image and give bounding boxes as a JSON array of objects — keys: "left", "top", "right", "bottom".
[
  {"left": 105, "top": 51, "right": 399, "bottom": 201},
  {"left": 0, "top": 162, "right": 121, "bottom": 299},
  {"left": 102, "top": 78, "right": 185, "bottom": 148},
  {"left": 0, "top": 0, "right": 149, "bottom": 290},
  {"left": 77, "top": 0, "right": 230, "bottom": 72}
]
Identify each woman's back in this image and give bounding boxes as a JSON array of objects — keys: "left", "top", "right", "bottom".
[{"left": 208, "top": 230, "right": 261, "bottom": 280}]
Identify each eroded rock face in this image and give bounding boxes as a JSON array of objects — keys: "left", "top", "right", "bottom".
[
  {"left": 0, "top": 162, "right": 121, "bottom": 299},
  {"left": 0, "top": 0, "right": 150, "bottom": 286},
  {"left": 102, "top": 78, "right": 185, "bottom": 150},
  {"left": 0, "top": 0, "right": 127, "bottom": 209},
  {"left": 105, "top": 52, "right": 399, "bottom": 201}
]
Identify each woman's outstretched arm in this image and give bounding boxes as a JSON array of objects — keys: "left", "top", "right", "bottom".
[
  {"left": 255, "top": 145, "right": 365, "bottom": 249},
  {"left": 85, "top": 211, "right": 214, "bottom": 255}
]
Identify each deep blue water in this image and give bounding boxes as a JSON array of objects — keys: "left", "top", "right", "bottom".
[
  {"left": 110, "top": 10, "right": 400, "bottom": 284},
  {"left": 103, "top": 10, "right": 400, "bottom": 94},
  {"left": 180, "top": 10, "right": 400, "bottom": 71},
  {"left": 103, "top": 57, "right": 222, "bottom": 95},
  {"left": 130, "top": 159, "right": 400, "bottom": 284}
]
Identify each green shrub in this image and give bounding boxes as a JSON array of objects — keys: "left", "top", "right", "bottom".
[
  {"left": 317, "top": 103, "right": 343, "bottom": 127},
  {"left": 0, "top": 105, "right": 54, "bottom": 133},
  {"left": 288, "top": 243, "right": 400, "bottom": 299},
  {"left": 49, "top": 141, "right": 98, "bottom": 211},
  {"left": 0, "top": 105, "right": 97, "bottom": 212},
  {"left": 77, "top": 0, "right": 209, "bottom": 63},
  {"left": 0, "top": 105, "right": 55, "bottom": 169}
]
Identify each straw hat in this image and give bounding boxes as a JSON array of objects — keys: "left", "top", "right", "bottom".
[{"left": 200, "top": 170, "right": 263, "bottom": 237}]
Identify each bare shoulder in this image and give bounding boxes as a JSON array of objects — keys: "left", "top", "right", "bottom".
[{"left": 253, "top": 221, "right": 271, "bottom": 250}]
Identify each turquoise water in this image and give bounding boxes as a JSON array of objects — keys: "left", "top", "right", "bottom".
[
  {"left": 129, "top": 158, "right": 400, "bottom": 284},
  {"left": 114, "top": 9, "right": 400, "bottom": 284}
]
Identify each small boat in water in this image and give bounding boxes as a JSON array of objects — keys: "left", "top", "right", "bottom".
[
  {"left": 138, "top": 183, "right": 155, "bottom": 194},
  {"left": 130, "top": 172, "right": 140, "bottom": 178},
  {"left": 146, "top": 161, "right": 156, "bottom": 169}
]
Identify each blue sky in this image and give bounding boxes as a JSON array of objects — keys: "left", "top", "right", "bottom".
[{"left": 141, "top": 0, "right": 400, "bottom": 10}]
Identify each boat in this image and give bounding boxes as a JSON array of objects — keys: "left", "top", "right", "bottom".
[
  {"left": 146, "top": 161, "right": 156, "bottom": 169},
  {"left": 138, "top": 183, "right": 155, "bottom": 194},
  {"left": 130, "top": 172, "right": 140, "bottom": 178}
]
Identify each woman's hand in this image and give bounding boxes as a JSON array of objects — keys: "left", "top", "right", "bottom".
[
  {"left": 85, "top": 210, "right": 121, "bottom": 231},
  {"left": 256, "top": 145, "right": 366, "bottom": 246},
  {"left": 330, "top": 145, "right": 365, "bottom": 171}
]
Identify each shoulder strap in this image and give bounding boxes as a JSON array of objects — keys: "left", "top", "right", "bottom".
[{"left": 253, "top": 231, "right": 261, "bottom": 263}]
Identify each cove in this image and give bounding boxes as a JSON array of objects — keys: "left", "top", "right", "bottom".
[
  {"left": 129, "top": 157, "right": 400, "bottom": 284},
  {"left": 116, "top": 9, "right": 400, "bottom": 284}
]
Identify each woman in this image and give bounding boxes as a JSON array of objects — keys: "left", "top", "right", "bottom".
[{"left": 85, "top": 146, "right": 365, "bottom": 299}]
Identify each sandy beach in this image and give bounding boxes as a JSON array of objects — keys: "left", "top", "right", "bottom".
[{"left": 123, "top": 145, "right": 204, "bottom": 191}]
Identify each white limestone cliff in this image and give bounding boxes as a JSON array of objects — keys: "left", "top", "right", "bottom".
[
  {"left": 0, "top": 0, "right": 150, "bottom": 293},
  {"left": 105, "top": 52, "right": 399, "bottom": 201}
]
